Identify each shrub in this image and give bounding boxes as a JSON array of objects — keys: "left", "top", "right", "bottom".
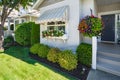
[
  {"left": 47, "top": 48, "right": 61, "bottom": 63},
  {"left": 76, "top": 43, "right": 92, "bottom": 67},
  {"left": 30, "top": 43, "right": 40, "bottom": 54},
  {"left": 38, "top": 44, "right": 50, "bottom": 58},
  {"left": 31, "top": 23, "right": 40, "bottom": 45},
  {"left": 15, "top": 22, "right": 31, "bottom": 46},
  {"left": 58, "top": 50, "right": 77, "bottom": 71},
  {"left": 4, "top": 36, "right": 14, "bottom": 49}
]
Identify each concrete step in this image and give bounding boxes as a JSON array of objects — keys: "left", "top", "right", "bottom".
[
  {"left": 97, "top": 51, "right": 120, "bottom": 59},
  {"left": 97, "top": 62, "right": 120, "bottom": 77},
  {"left": 97, "top": 54, "right": 120, "bottom": 66}
]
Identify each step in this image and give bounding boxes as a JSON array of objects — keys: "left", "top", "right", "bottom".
[
  {"left": 97, "top": 51, "right": 120, "bottom": 59},
  {"left": 97, "top": 62, "right": 120, "bottom": 77},
  {"left": 97, "top": 54, "right": 120, "bottom": 66}
]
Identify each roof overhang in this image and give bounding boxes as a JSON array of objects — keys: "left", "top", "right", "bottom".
[
  {"left": 32, "top": 0, "right": 44, "bottom": 10},
  {"left": 36, "top": 6, "right": 69, "bottom": 23}
]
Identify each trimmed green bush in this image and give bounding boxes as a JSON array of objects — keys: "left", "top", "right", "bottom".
[
  {"left": 76, "top": 43, "right": 92, "bottom": 67},
  {"left": 4, "top": 36, "right": 14, "bottom": 49},
  {"left": 15, "top": 22, "right": 40, "bottom": 46},
  {"left": 58, "top": 50, "right": 78, "bottom": 71},
  {"left": 31, "top": 23, "right": 40, "bottom": 45},
  {"left": 38, "top": 44, "right": 50, "bottom": 58},
  {"left": 47, "top": 48, "right": 61, "bottom": 63},
  {"left": 30, "top": 43, "right": 40, "bottom": 54},
  {"left": 15, "top": 22, "right": 31, "bottom": 46}
]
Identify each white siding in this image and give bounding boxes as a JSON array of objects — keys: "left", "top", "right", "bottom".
[
  {"left": 39, "top": 0, "right": 80, "bottom": 51},
  {"left": 80, "top": 0, "right": 97, "bottom": 44}
]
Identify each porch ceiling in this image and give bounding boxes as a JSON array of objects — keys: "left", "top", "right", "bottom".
[{"left": 96, "top": 0, "right": 120, "bottom": 6}]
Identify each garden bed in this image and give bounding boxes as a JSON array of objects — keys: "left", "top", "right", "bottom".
[{"left": 29, "top": 53, "right": 90, "bottom": 80}]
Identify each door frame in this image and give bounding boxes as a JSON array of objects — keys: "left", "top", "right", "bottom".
[{"left": 98, "top": 10, "right": 120, "bottom": 43}]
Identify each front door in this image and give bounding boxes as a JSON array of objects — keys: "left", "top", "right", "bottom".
[{"left": 101, "top": 14, "right": 115, "bottom": 42}]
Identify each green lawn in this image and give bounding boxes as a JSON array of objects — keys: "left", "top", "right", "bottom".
[{"left": 0, "top": 46, "right": 77, "bottom": 80}]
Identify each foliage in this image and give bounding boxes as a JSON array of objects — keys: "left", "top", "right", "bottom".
[
  {"left": 3, "top": 27, "right": 8, "bottom": 31},
  {"left": 42, "top": 30, "right": 64, "bottom": 38},
  {"left": 47, "top": 48, "right": 61, "bottom": 63},
  {"left": 58, "top": 50, "right": 78, "bottom": 71},
  {"left": 3, "top": 36, "right": 14, "bottom": 49},
  {"left": 31, "top": 23, "right": 40, "bottom": 45},
  {"left": 2, "top": 46, "right": 75, "bottom": 80},
  {"left": 5, "top": 46, "right": 29, "bottom": 59},
  {"left": 30, "top": 43, "right": 40, "bottom": 54},
  {"left": 78, "top": 16, "right": 103, "bottom": 37},
  {"left": 76, "top": 43, "right": 92, "bottom": 67},
  {"left": 37, "top": 44, "right": 50, "bottom": 58},
  {"left": 0, "top": 0, "right": 33, "bottom": 37},
  {"left": 15, "top": 22, "right": 31, "bottom": 46}
]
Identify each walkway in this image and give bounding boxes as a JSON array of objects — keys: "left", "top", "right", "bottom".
[{"left": 87, "top": 69, "right": 120, "bottom": 80}]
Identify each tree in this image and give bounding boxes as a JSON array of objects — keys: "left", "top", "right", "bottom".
[{"left": 0, "top": 0, "right": 33, "bottom": 50}]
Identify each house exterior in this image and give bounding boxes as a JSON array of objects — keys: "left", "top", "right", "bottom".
[
  {"left": 33, "top": 0, "right": 81, "bottom": 51},
  {"left": 33, "top": 0, "right": 97, "bottom": 51},
  {"left": 14, "top": 6, "right": 40, "bottom": 31},
  {"left": 33, "top": 0, "right": 120, "bottom": 76},
  {"left": 33, "top": 0, "right": 120, "bottom": 48}
]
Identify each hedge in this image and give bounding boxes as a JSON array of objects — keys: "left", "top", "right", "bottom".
[
  {"left": 15, "top": 22, "right": 40, "bottom": 46},
  {"left": 76, "top": 43, "right": 92, "bottom": 67},
  {"left": 15, "top": 23, "right": 31, "bottom": 46},
  {"left": 31, "top": 23, "right": 40, "bottom": 45}
]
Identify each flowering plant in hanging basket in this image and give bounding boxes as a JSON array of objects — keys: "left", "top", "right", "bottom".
[{"left": 78, "top": 16, "right": 103, "bottom": 37}]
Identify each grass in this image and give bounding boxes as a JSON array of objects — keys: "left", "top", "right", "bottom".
[{"left": 0, "top": 46, "right": 77, "bottom": 80}]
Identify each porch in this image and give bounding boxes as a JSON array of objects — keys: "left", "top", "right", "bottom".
[
  {"left": 96, "top": 42, "right": 120, "bottom": 76},
  {"left": 98, "top": 43, "right": 120, "bottom": 54}
]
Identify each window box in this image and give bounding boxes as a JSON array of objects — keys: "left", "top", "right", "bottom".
[{"left": 44, "top": 34, "right": 68, "bottom": 42}]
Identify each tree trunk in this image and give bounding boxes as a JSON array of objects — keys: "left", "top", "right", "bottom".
[{"left": 0, "top": 24, "right": 4, "bottom": 50}]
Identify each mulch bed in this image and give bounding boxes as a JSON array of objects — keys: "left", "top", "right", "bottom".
[{"left": 29, "top": 53, "right": 90, "bottom": 80}]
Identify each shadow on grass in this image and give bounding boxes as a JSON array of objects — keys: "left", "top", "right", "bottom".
[{"left": 4, "top": 46, "right": 78, "bottom": 80}]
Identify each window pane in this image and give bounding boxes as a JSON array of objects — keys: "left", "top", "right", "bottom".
[
  {"left": 58, "top": 26, "right": 65, "bottom": 33},
  {"left": 22, "top": 19, "right": 25, "bottom": 23},
  {"left": 47, "top": 26, "right": 54, "bottom": 30},
  {"left": 15, "top": 20, "right": 19, "bottom": 25}
]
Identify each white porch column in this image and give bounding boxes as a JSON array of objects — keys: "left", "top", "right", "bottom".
[
  {"left": 7, "top": 18, "right": 11, "bottom": 31},
  {"left": 13, "top": 18, "right": 16, "bottom": 31},
  {"left": 92, "top": 36, "right": 97, "bottom": 69}
]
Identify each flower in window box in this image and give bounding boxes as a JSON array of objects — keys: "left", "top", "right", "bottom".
[{"left": 42, "top": 31, "right": 47, "bottom": 38}]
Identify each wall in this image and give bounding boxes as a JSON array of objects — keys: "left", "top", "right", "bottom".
[
  {"left": 97, "top": 2, "right": 120, "bottom": 13},
  {"left": 80, "top": 0, "right": 97, "bottom": 44},
  {"left": 39, "top": 0, "right": 80, "bottom": 52}
]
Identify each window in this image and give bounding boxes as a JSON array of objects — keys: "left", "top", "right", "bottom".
[
  {"left": 42, "top": 21, "right": 66, "bottom": 38},
  {"left": 21, "top": 19, "right": 26, "bottom": 23},
  {"left": 47, "top": 21, "right": 65, "bottom": 33}
]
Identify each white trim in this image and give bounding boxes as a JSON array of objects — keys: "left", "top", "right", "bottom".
[
  {"left": 32, "top": 0, "right": 44, "bottom": 10},
  {"left": 98, "top": 10, "right": 120, "bottom": 18},
  {"left": 115, "top": 14, "right": 118, "bottom": 43}
]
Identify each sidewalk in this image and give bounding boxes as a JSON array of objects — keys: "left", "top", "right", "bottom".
[{"left": 87, "top": 69, "right": 120, "bottom": 80}]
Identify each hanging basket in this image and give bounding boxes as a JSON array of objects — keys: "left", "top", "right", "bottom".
[{"left": 78, "top": 16, "right": 103, "bottom": 37}]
